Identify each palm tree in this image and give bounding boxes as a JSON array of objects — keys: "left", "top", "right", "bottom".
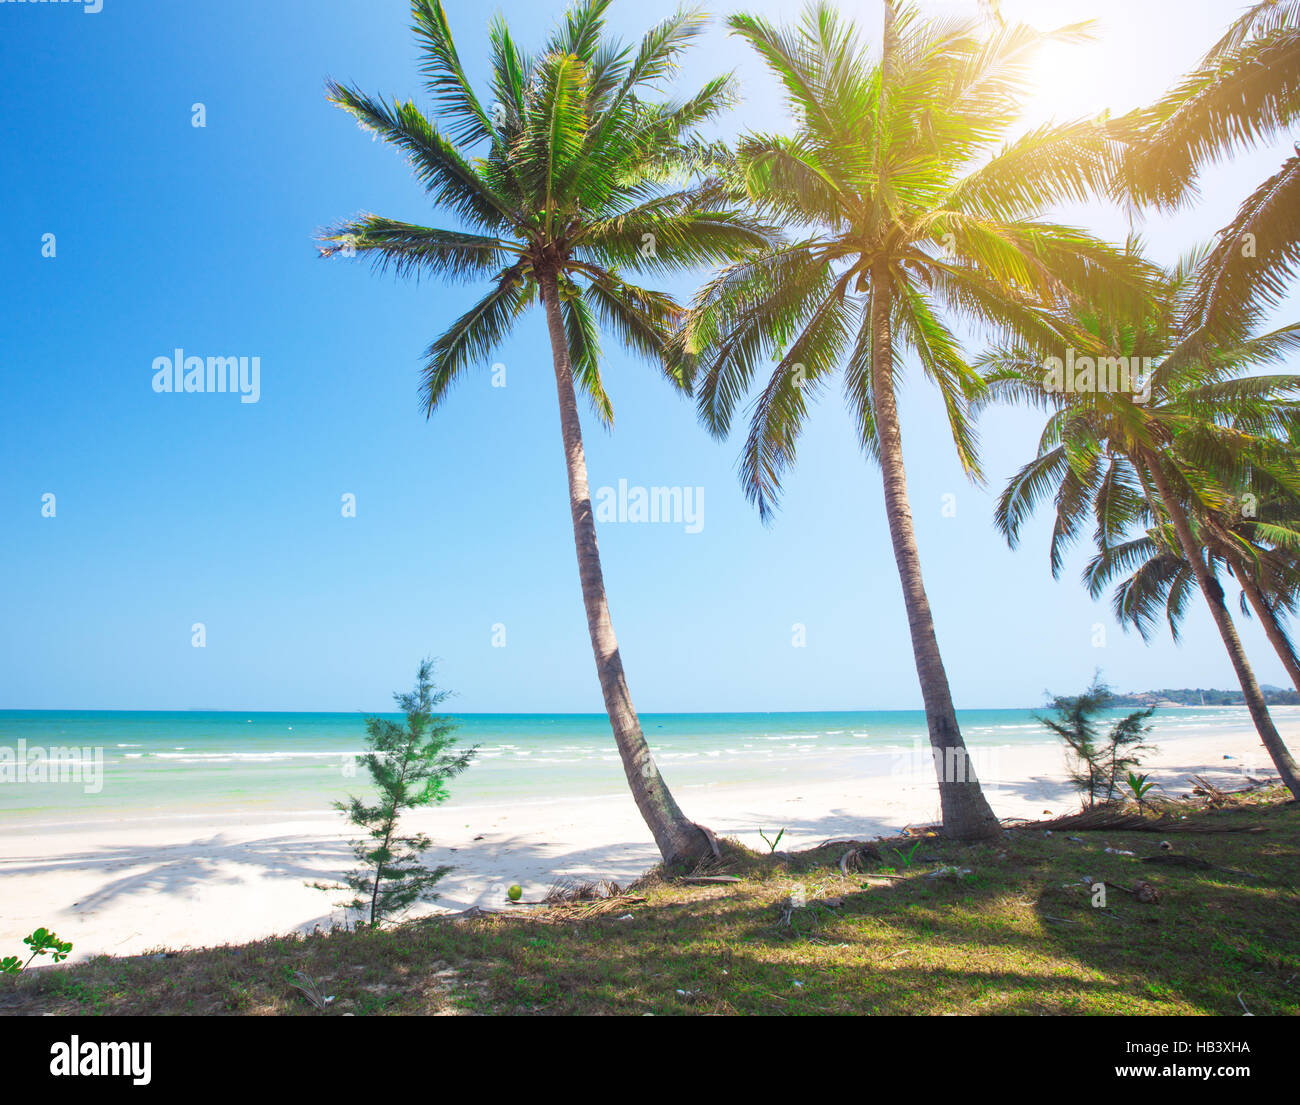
[
  {"left": 320, "top": 0, "right": 773, "bottom": 863},
  {"left": 679, "top": 1, "right": 1148, "bottom": 839},
  {"left": 1114, "top": 1, "right": 1300, "bottom": 339},
  {"left": 985, "top": 247, "right": 1300, "bottom": 798},
  {"left": 1087, "top": 487, "right": 1300, "bottom": 696},
  {"left": 1086, "top": 501, "right": 1300, "bottom": 696}
]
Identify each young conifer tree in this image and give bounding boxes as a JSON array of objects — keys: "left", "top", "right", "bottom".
[
  {"left": 325, "top": 660, "right": 476, "bottom": 926},
  {"left": 1034, "top": 677, "right": 1154, "bottom": 807}
]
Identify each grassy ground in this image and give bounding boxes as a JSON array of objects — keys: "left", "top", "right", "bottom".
[{"left": 2, "top": 790, "right": 1297, "bottom": 1016}]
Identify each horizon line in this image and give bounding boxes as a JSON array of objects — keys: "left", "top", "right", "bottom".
[{"left": 0, "top": 699, "right": 1270, "bottom": 715}]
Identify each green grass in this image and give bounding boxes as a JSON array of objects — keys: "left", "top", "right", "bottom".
[{"left": 3, "top": 790, "right": 1297, "bottom": 1016}]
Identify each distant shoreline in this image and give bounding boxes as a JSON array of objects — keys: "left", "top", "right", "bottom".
[{"left": 2, "top": 699, "right": 1294, "bottom": 715}]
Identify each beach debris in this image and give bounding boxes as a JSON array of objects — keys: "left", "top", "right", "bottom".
[
  {"left": 776, "top": 886, "right": 815, "bottom": 930},
  {"left": 927, "top": 865, "right": 973, "bottom": 880},
  {"left": 1159, "top": 840, "right": 1172, "bottom": 851},
  {"left": 1104, "top": 847, "right": 1136, "bottom": 856},
  {"left": 507, "top": 885, "right": 522, "bottom": 902},
  {"left": 1237, "top": 992, "right": 1254, "bottom": 1016},
  {"left": 506, "top": 878, "right": 608, "bottom": 904},
  {"left": 1044, "top": 830, "right": 1052, "bottom": 837},
  {"left": 1190, "top": 775, "right": 1230, "bottom": 807},
  {"left": 1035, "top": 807, "right": 1264, "bottom": 834},
  {"left": 1142, "top": 854, "right": 1212, "bottom": 870},
  {"left": 450, "top": 906, "right": 500, "bottom": 922},
  {"left": 1134, "top": 881, "right": 1160, "bottom": 904},
  {"left": 1067, "top": 836, "right": 1084, "bottom": 844},
  {"left": 1094, "top": 878, "right": 1159, "bottom": 904},
  {"left": 694, "top": 822, "right": 723, "bottom": 860},
  {"left": 571, "top": 894, "right": 649, "bottom": 918},
  {"left": 540, "top": 879, "right": 647, "bottom": 918},
  {"left": 288, "top": 972, "right": 335, "bottom": 1012},
  {"left": 838, "top": 843, "right": 882, "bottom": 876},
  {"left": 544, "top": 878, "right": 606, "bottom": 904}
]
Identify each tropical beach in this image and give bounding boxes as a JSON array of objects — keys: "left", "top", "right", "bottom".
[
  {"left": 0, "top": 707, "right": 1287, "bottom": 960},
  {"left": 4, "top": 0, "right": 1300, "bottom": 1059}
]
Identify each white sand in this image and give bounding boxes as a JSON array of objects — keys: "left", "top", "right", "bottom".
[{"left": 0, "top": 726, "right": 1283, "bottom": 963}]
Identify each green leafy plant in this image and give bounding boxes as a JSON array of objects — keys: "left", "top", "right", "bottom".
[
  {"left": 758, "top": 827, "right": 786, "bottom": 854},
  {"left": 1125, "top": 771, "right": 1159, "bottom": 812},
  {"left": 887, "top": 840, "right": 924, "bottom": 870},
  {"left": 1, "top": 928, "right": 73, "bottom": 973}
]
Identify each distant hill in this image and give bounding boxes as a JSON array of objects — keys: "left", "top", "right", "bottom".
[{"left": 1108, "top": 687, "right": 1300, "bottom": 707}]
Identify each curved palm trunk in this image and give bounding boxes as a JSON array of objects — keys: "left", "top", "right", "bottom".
[
  {"left": 1236, "top": 566, "right": 1300, "bottom": 694},
  {"left": 869, "top": 264, "right": 1001, "bottom": 839},
  {"left": 1145, "top": 453, "right": 1300, "bottom": 797},
  {"left": 539, "top": 271, "right": 713, "bottom": 864}
]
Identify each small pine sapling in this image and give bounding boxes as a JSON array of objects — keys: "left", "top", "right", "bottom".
[
  {"left": 1035, "top": 676, "right": 1155, "bottom": 807},
  {"left": 319, "top": 660, "right": 476, "bottom": 926}
]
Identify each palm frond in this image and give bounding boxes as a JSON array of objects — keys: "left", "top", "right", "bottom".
[
  {"left": 421, "top": 270, "right": 529, "bottom": 414},
  {"left": 317, "top": 215, "right": 516, "bottom": 282}
]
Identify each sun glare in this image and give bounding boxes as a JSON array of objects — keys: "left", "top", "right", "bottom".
[{"left": 994, "top": 0, "right": 1167, "bottom": 128}]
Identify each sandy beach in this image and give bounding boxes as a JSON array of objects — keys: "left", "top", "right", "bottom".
[{"left": 0, "top": 725, "right": 1281, "bottom": 964}]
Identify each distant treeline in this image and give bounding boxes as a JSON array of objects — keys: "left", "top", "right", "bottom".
[{"left": 1108, "top": 687, "right": 1300, "bottom": 707}]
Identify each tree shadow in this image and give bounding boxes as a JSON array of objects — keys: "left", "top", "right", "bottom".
[
  {"left": 457, "top": 812, "right": 1298, "bottom": 1014},
  {"left": 1, "top": 833, "right": 353, "bottom": 917}
]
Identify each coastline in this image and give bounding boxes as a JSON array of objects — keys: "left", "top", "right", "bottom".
[{"left": 0, "top": 722, "right": 1282, "bottom": 963}]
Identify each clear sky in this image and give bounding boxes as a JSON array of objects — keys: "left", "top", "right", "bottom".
[{"left": 2, "top": 0, "right": 1297, "bottom": 712}]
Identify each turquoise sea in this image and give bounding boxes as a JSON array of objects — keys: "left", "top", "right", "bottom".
[{"left": 0, "top": 707, "right": 1270, "bottom": 827}]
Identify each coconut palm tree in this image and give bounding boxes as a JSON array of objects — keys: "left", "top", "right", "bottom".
[
  {"left": 320, "top": 0, "right": 774, "bottom": 863},
  {"left": 1114, "top": 1, "right": 1300, "bottom": 338},
  {"left": 1087, "top": 487, "right": 1300, "bottom": 696},
  {"left": 679, "top": 1, "right": 1149, "bottom": 839},
  {"left": 985, "top": 246, "right": 1300, "bottom": 798}
]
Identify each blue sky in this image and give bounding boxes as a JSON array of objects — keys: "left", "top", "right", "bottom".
[{"left": 2, "top": 0, "right": 1297, "bottom": 712}]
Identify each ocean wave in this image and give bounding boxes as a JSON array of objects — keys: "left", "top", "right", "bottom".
[{"left": 149, "top": 750, "right": 359, "bottom": 762}]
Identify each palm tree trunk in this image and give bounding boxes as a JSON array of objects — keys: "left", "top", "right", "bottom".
[
  {"left": 868, "top": 263, "right": 1001, "bottom": 839},
  {"left": 1145, "top": 452, "right": 1300, "bottom": 797},
  {"left": 1236, "top": 565, "right": 1300, "bottom": 693},
  {"left": 539, "top": 270, "right": 713, "bottom": 864}
]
